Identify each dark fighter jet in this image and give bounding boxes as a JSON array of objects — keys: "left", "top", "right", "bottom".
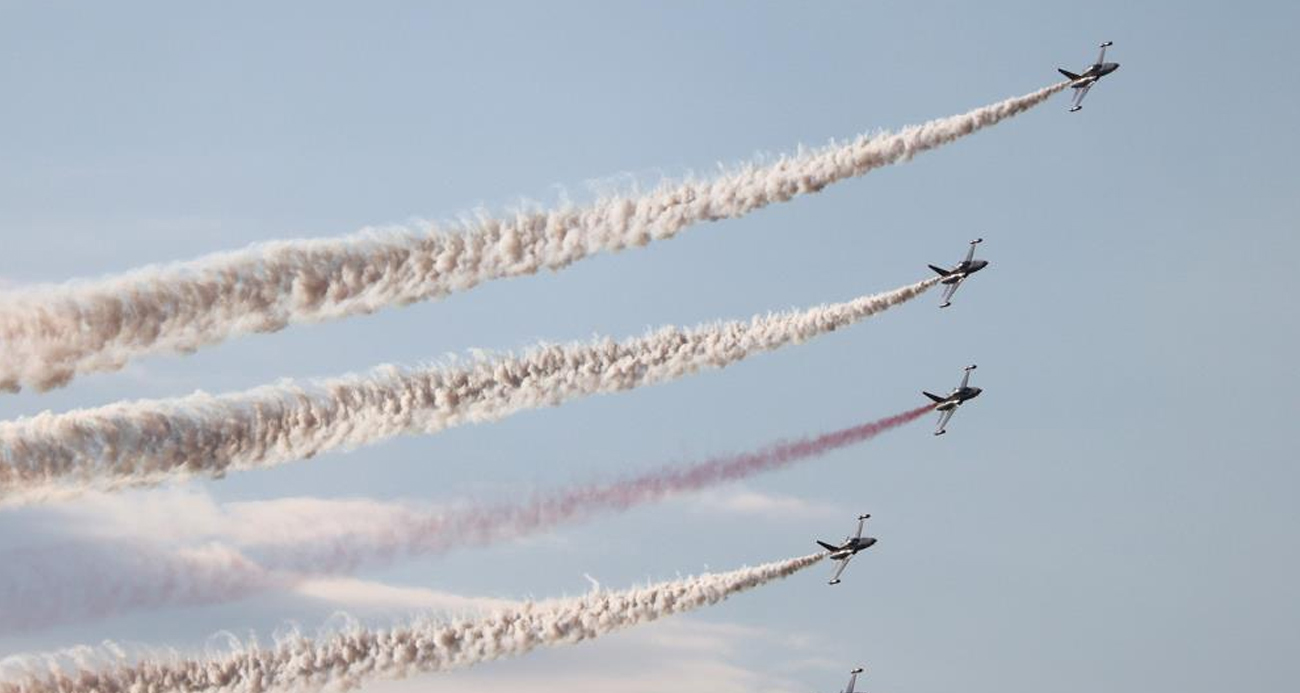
[
  {"left": 929, "top": 238, "right": 987, "bottom": 308},
  {"left": 1059, "top": 41, "right": 1120, "bottom": 112},
  {"left": 817, "top": 514, "right": 877, "bottom": 585},
  {"left": 924, "top": 365, "right": 981, "bottom": 436}
]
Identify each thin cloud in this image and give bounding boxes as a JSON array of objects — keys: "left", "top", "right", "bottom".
[
  {"left": 292, "top": 577, "right": 517, "bottom": 615},
  {"left": 685, "top": 488, "right": 842, "bottom": 521}
]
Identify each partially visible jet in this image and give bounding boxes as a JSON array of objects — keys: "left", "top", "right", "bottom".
[
  {"left": 924, "top": 364, "right": 982, "bottom": 436},
  {"left": 836, "top": 667, "right": 867, "bottom": 693},
  {"left": 817, "top": 514, "right": 877, "bottom": 585},
  {"left": 929, "top": 238, "right": 987, "bottom": 308},
  {"left": 1059, "top": 41, "right": 1120, "bottom": 112}
]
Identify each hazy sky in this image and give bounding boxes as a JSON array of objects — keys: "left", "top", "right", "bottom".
[{"left": 2, "top": 2, "right": 1298, "bottom": 692}]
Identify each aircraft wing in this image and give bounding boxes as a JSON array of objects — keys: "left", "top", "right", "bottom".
[
  {"left": 829, "top": 556, "right": 853, "bottom": 584},
  {"left": 853, "top": 516, "right": 867, "bottom": 540},
  {"left": 844, "top": 669, "right": 862, "bottom": 693},
  {"left": 941, "top": 280, "right": 962, "bottom": 306},
  {"left": 963, "top": 240, "right": 978, "bottom": 264},
  {"left": 935, "top": 408, "right": 955, "bottom": 435},
  {"left": 1071, "top": 82, "right": 1093, "bottom": 110},
  {"left": 959, "top": 367, "right": 973, "bottom": 390},
  {"left": 1095, "top": 42, "right": 1110, "bottom": 65}
]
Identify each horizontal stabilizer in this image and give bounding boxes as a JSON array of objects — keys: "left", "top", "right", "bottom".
[
  {"left": 923, "top": 391, "right": 945, "bottom": 403},
  {"left": 817, "top": 540, "right": 840, "bottom": 552},
  {"left": 1058, "top": 68, "right": 1081, "bottom": 80},
  {"left": 928, "top": 264, "right": 951, "bottom": 277}
]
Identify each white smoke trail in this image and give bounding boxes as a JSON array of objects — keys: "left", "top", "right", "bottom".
[
  {"left": 0, "top": 83, "right": 1066, "bottom": 393},
  {"left": 0, "top": 278, "right": 939, "bottom": 503},
  {"left": 0, "top": 553, "right": 823, "bottom": 693}
]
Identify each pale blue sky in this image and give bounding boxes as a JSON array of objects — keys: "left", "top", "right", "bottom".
[{"left": 1, "top": 2, "right": 1298, "bottom": 692}]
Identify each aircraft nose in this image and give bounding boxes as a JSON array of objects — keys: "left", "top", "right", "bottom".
[
  {"left": 971, "top": 387, "right": 983, "bottom": 397},
  {"left": 865, "top": 537, "right": 877, "bottom": 547}
]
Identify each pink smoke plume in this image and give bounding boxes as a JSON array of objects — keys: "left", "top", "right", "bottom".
[
  {"left": 373, "top": 403, "right": 936, "bottom": 562},
  {"left": 0, "top": 404, "right": 931, "bottom": 632}
]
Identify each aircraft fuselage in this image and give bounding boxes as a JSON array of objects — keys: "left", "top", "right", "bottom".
[
  {"left": 829, "top": 536, "right": 877, "bottom": 560},
  {"left": 940, "top": 259, "right": 989, "bottom": 284},
  {"left": 1071, "top": 61, "right": 1120, "bottom": 87},
  {"left": 934, "top": 386, "right": 982, "bottom": 411},
  {"left": 1094, "top": 62, "right": 1120, "bottom": 78}
]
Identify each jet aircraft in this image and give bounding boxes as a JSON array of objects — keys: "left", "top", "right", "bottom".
[
  {"left": 929, "top": 238, "right": 987, "bottom": 308},
  {"left": 835, "top": 667, "right": 867, "bottom": 693},
  {"left": 1059, "top": 41, "right": 1120, "bottom": 112},
  {"left": 817, "top": 514, "right": 877, "bottom": 585},
  {"left": 924, "top": 365, "right": 982, "bottom": 436}
]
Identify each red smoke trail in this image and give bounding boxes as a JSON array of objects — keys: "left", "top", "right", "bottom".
[{"left": 299, "top": 403, "right": 935, "bottom": 567}]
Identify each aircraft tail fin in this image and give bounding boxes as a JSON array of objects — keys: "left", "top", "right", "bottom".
[
  {"left": 1058, "top": 68, "right": 1081, "bottom": 80},
  {"left": 928, "top": 264, "right": 951, "bottom": 277},
  {"left": 923, "top": 391, "right": 945, "bottom": 403},
  {"left": 816, "top": 540, "right": 840, "bottom": 552}
]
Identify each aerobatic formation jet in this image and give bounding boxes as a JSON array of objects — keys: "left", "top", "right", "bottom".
[
  {"left": 817, "top": 514, "right": 877, "bottom": 585},
  {"left": 929, "top": 238, "right": 987, "bottom": 308},
  {"left": 924, "top": 364, "right": 982, "bottom": 436},
  {"left": 833, "top": 667, "right": 867, "bottom": 693},
  {"left": 1059, "top": 41, "right": 1120, "bottom": 112}
]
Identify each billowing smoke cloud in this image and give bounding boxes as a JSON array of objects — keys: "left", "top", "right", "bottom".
[
  {"left": 0, "top": 279, "right": 938, "bottom": 503},
  {"left": 2, "top": 404, "right": 928, "bottom": 631},
  {"left": 0, "top": 83, "right": 1066, "bottom": 393},
  {"left": 0, "top": 553, "right": 823, "bottom": 693}
]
